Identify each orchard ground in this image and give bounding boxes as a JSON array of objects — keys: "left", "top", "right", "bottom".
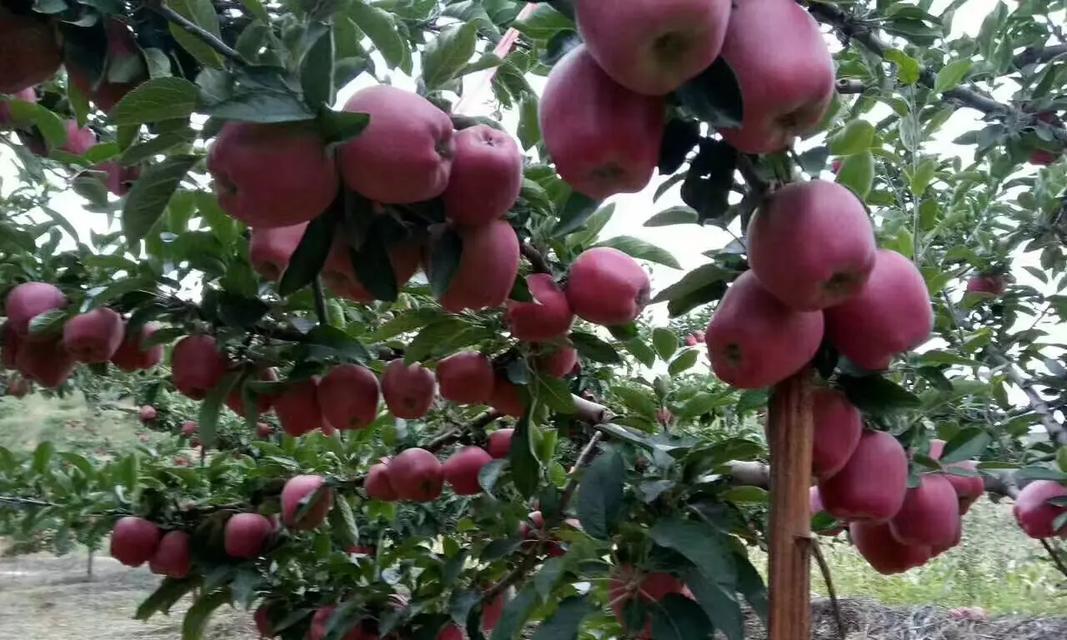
[{"left": 1, "top": 393, "right": 1064, "bottom": 639}]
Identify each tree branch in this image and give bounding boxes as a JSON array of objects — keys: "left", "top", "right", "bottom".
[
  {"left": 520, "top": 243, "right": 552, "bottom": 274},
  {"left": 990, "top": 352, "right": 1067, "bottom": 448},
  {"left": 1014, "top": 44, "right": 1067, "bottom": 69},
  {"left": 1039, "top": 538, "right": 1067, "bottom": 579},
  {"left": 147, "top": 0, "right": 246, "bottom": 64},
  {"left": 811, "top": 539, "right": 846, "bottom": 640}
]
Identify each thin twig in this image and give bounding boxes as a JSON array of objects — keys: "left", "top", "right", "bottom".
[
  {"left": 1013, "top": 44, "right": 1067, "bottom": 68},
  {"left": 520, "top": 243, "right": 552, "bottom": 274},
  {"left": 811, "top": 538, "right": 846, "bottom": 640},
  {"left": 1039, "top": 538, "right": 1067, "bottom": 579},
  {"left": 147, "top": 0, "right": 246, "bottom": 64},
  {"left": 311, "top": 277, "right": 329, "bottom": 326}
]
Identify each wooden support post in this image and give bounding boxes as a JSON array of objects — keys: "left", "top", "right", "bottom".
[{"left": 767, "top": 369, "right": 814, "bottom": 640}]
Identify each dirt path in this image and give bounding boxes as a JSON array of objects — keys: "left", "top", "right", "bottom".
[{"left": 0, "top": 549, "right": 257, "bottom": 640}]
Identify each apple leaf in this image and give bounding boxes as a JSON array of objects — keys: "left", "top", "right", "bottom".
[
  {"left": 646, "top": 206, "right": 699, "bottom": 227},
  {"left": 423, "top": 22, "right": 478, "bottom": 90},
  {"left": 278, "top": 208, "right": 338, "bottom": 296},
  {"left": 939, "top": 427, "right": 992, "bottom": 464},
  {"left": 577, "top": 447, "right": 625, "bottom": 539},
  {"left": 551, "top": 192, "right": 601, "bottom": 237},
  {"left": 110, "top": 77, "right": 200, "bottom": 126},
  {"left": 650, "top": 594, "right": 714, "bottom": 640},
  {"left": 675, "top": 58, "right": 743, "bottom": 129},
  {"left": 122, "top": 154, "right": 199, "bottom": 243},
  {"left": 838, "top": 374, "right": 920, "bottom": 415},
  {"left": 531, "top": 595, "right": 595, "bottom": 640}
]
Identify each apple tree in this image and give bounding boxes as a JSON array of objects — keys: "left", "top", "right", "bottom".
[{"left": 1, "top": 0, "right": 1067, "bottom": 639}]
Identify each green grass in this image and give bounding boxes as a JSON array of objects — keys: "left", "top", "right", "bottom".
[{"left": 0, "top": 391, "right": 162, "bottom": 453}]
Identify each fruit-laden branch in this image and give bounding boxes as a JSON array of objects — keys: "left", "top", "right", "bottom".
[
  {"left": 145, "top": 0, "right": 246, "bottom": 64},
  {"left": 806, "top": 2, "right": 1067, "bottom": 144},
  {"left": 1014, "top": 44, "right": 1067, "bottom": 68},
  {"left": 990, "top": 352, "right": 1067, "bottom": 448}
]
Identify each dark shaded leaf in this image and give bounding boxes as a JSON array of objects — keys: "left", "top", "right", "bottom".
[
  {"left": 675, "top": 58, "right": 743, "bottom": 128},
  {"left": 123, "top": 155, "right": 199, "bottom": 243},
  {"left": 577, "top": 447, "right": 624, "bottom": 539}
]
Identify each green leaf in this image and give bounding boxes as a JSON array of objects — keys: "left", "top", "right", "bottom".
[
  {"left": 674, "top": 57, "right": 743, "bottom": 129},
  {"left": 120, "top": 127, "right": 197, "bottom": 165},
  {"left": 650, "top": 517, "right": 736, "bottom": 584},
  {"left": 684, "top": 570, "right": 744, "bottom": 640},
  {"left": 836, "top": 151, "right": 874, "bottom": 200},
  {"left": 422, "top": 22, "right": 478, "bottom": 90},
  {"left": 577, "top": 447, "right": 625, "bottom": 539},
  {"left": 31, "top": 441, "right": 54, "bottom": 474},
  {"left": 9, "top": 101, "right": 69, "bottom": 148},
  {"left": 489, "top": 586, "right": 540, "bottom": 640},
  {"left": 570, "top": 332, "right": 622, "bottom": 364},
  {"left": 517, "top": 95, "right": 539, "bottom": 151},
  {"left": 908, "top": 157, "right": 938, "bottom": 198},
  {"left": 531, "top": 595, "right": 595, "bottom": 640},
  {"left": 303, "top": 325, "right": 370, "bottom": 362},
  {"left": 328, "top": 497, "right": 359, "bottom": 549},
  {"left": 182, "top": 588, "right": 232, "bottom": 640},
  {"left": 721, "top": 486, "right": 768, "bottom": 504},
  {"left": 645, "top": 206, "right": 698, "bottom": 227},
  {"left": 513, "top": 4, "right": 574, "bottom": 40},
  {"left": 934, "top": 59, "right": 973, "bottom": 93},
  {"left": 509, "top": 414, "right": 540, "bottom": 499},
  {"left": 428, "top": 227, "right": 463, "bottom": 299},
  {"left": 596, "top": 236, "right": 680, "bottom": 269},
  {"left": 168, "top": 0, "right": 227, "bottom": 69},
  {"left": 109, "top": 77, "right": 200, "bottom": 126},
  {"left": 350, "top": 237, "right": 399, "bottom": 302},
  {"left": 28, "top": 308, "right": 68, "bottom": 339},
  {"left": 838, "top": 375, "right": 920, "bottom": 416},
  {"left": 552, "top": 193, "right": 603, "bottom": 237},
  {"left": 939, "top": 427, "right": 992, "bottom": 464},
  {"left": 301, "top": 28, "right": 335, "bottom": 109},
  {"left": 652, "top": 328, "right": 678, "bottom": 361},
  {"left": 650, "top": 594, "right": 714, "bottom": 640},
  {"left": 829, "top": 119, "right": 875, "bottom": 156},
  {"left": 317, "top": 109, "right": 370, "bottom": 146},
  {"left": 537, "top": 376, "right": 576, "bottom": 414},
  {"left": 613, "top": 385, "right": 657, "bottom": 417},
  {"left": 885, "top": 49, "right": 921, "bottom": 85},
  {"left": 123, "top": 155, "right": 199, "bottom": 243},
  {"left": 136, "top": 577, "right": 201, "bottom": 620},
  {"left": 278, "top": 211, "right": 336, "bottom": 296},
  {"left": 115, "top": 453, "right": 140, "bottom": 492},
  {"left": 668, "top": 349, "right": 699, "bottom": 377},
  {"left": 624, "top": 338, "right": 656, "bottom": 368},
  {"left": 349, "top": 1, "right": 407, "bottom": 70},
  {"left": 198, "top": 372, "right": 238, "bottom": 449},
  {"left": 679, "top": 392, "right": 719, "bottom": 418}
]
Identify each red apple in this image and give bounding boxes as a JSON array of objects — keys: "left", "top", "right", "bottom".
[
  {"left": 224, "top": 512, "right": 274, "bottom": 559},
  {"left": 888, "top": 474, "right": 961, "bottom": 548},
  {"left": 365, "top": 462, "right": 398, "bottom": 501},
  {"left": 382, "top": 360, "right": 436, "bottom": 420},
  {"left": 149, "top": 530, "right": 192, "bottom": 578},
  {"left": 717, "top": 0, "right": 835, "bottom": 153},
  {"left": 489, "top": 376, "right": 525, "bottom": 418},
  {"left": 138, "top": 405, "right": 157, "bottom": 423},
  {"left": 110, "top": 322, "right": 164, "bottom": 371},
  {"left": 66, "top": 19, "right": 144, "bottom": 112},
  {"left": 308, "top": 607, "right": 376, "bottom": 640},
  {"left": 966, "top": 274, "right": 1007, "bottom": 298},
  {"left": 818, "top": 430, "right": 908, "bottom": 522},
  {"left": 487, "top": 429, "right": 514, "bottom": 459},
  {"left": 389, "top": 447, "right": 444, "bottom": 502},
  {"left": 566, "top": 247, "right": 650, "bottom": 326},
  {"left": 318, "top": 364, "right": 380, "bottom": 431},
  {"left": 254, "top": 605, "right": 273, "bottom": 638},
  {"left": 208, "top": 122, "right": 338, "bottom": 228},
  {"left": 180, "top": 421, "right": 198, "bottom": 438},
  {"left": 226, "top": 367, "right": 278, "bottom": 418},
  {"left": 506, "top": 274, "right": 574, "bottom": 342},
  {"left": 435, "top": 220, "right": 520, "bottom": 313},
  {"left": 4, "top": 281, "right": 66, "bottom": 336},
  {"left": 0, "top": 6, "right": 61, "bottom": 93},
  {"left": 443, "top": 446, "right": 493, "bottom": 496},
  {"left": 322, "top": 237, "right": 422, "bottom": 303},
  {"left": 60, "top": 119, "right": 96, "bottom": 155},
  {"left": 609, "top": 565, "right": 688, "bottom": 638},
  {"left": 443, "top": 125, "right": 523, "bottom": 226},
  {"left": 705, "top": 270, "right": 824, "bottom": 389},
  {"left": 250, "top": 223, "right": 307, "bottom": 282},
  {"left": 281, "top": 474, "right": 333, "bottom": 530},
  {"left": 110, "top": 516, "right": 161, "bottom": 567},
  {"left": 62, "top": 307, "right": 124, "bottom": 363},
  {"left": 519, "top": 511, "right": 565, "bottom": 557},
  {"left": 100, "top": 161, "right": 140, "bottom": 196},
  {"left": 436, "top": 624, "right": 464, "bottom": 640},
  {"left": 256, "top": 422, "right": 273, "bottom": 438},
  {"left": 811, "top": 387, "right": 862, "bottom": 480},
  {"left": 849, "top": 521, "right": 931, "bottom": 575},
  {"left": 825, "top": 249, "right": 933, "bottom": 371},
  {"left": 273, "top": 379, "right": 323, "bottom": 437},
  {"left": 15, "top": 336, "right": 75, "bottom": 388},
  {"left": 748, "top": 180, "right": 876, "bottom": 310},
  {"left": 171, "top": 335, "right": 229, "bottom": 400},
  {"left": 482, "top": 593, "right": 505, "bottom": 633},
  {"left": 436, "top": 351, "right": 494, "bottom": 405},
  {"left": 534, "top": 345, "right": 578, "bottom": 379},
  {"left": 1013, "top": 480, "right": 1067, "bottom": 539},
  {"left": 540, "top": 45, "right": 665, "bottom": 199},
  {"left": 339, "top": 85, "right": 454, "bottom": 203},
  {"left": 943, "top": 461, "right": 984, "bottom": 514}
]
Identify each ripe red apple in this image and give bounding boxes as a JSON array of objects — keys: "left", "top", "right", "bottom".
[
  {"left": 943, "top": 462, "right": 984, "bottom": 514},
  {"left": 110, "top": 516, "right": 161, "bottom": 567},
  {"left": 111, "top": 322, "right": 164, "bottom": 371},
  {"left": 318, "top": 364, "right": 380, "bottom": 431},
  {"left": 15, "top": 336, "right": 75, "bottom": 388},
  {"left": 540, "top": 46, "right": 664, "bottom": 199},
  {"left": 389, "top": 448, "right": 444, "bottom": 502},
  {"left": 148, "top": 530, "right": 192, "bottom": 578},
  {"left": 0, "top": 87, "right": 36, "bottom": 128},
  {"left": 487, "top": 428, "right": 514, "bottom": 459},
  {"left": 810, "top": 486, "right": 844, "bottom": 536},
  {"left": 888, "top": 474, "right": 961, "bottom": 548},
  {"left": 656, "top": 408, "right": 673, "bottom": 426},
  {"left": 208, "top": 122, "right": 338, "bottom": 228},
  {"left": 685, "top": 334, "right": 700, "bottom": 347},
  {"left": 443, "top": 125, "right": 523, "bottom": 226},
  {"left": 436, "top": 351, "right": 494, "bottom": 405},
  {"left": 256, "top": 422, "right": 273, "bottom": 438},
  {"left": 966, "top": 274, "right": 1007, "bottom": 298},
  {"left": 849, "top": 521, "right": 931, "bottom": 575},
  {"left": 576, "top": 0, "right": 730, "bottom": 96},
  {"left": 138, "top": 405, "right": 157, "bottom": 423},
  {"left": 435, "top": 220, "right": 520, "bottom": 313},
  {"left": 443, "top": 446, "right": 493, "bottom": 496},
  {"left": 535, "top": 345, "right": 578, "bottom": 379},
  {"left": 382, "top": 360, "right": 436, "bottom": 419},
  {"left": 66, "top": 19, "right": 144, "bottom": 112},
  {"left": 748, "top": 181, "right": 876, "bottom": 310},
  {"left": 224, "top": 512, "right": 274, "bottom": 559},
  {"left": 825, "top": 249, "right": 933, "bottom": 371},
  {"left": 1013, "top": 480, "right": 1067, "bottom": 539},
  {"left": 365, "top": 462, "right": 398, "bottom": 501},
  {"left": 717, "top": 0, "right": 835, "bottom": 153},
  {"left": 566, "top": 247, "right": 650, "bottom": 326},
  {"left": 226, "top": 367, "right": 278, "bottom": 418},
  {"left": 482, "top": 593, "right": 505, "bottom": 633},
  {"left": 322, "top": 237, "right": 422, "bottom": 303},
  {"left": 705, "top": 271, "right": 823, "bottom": 389},
  {"left": 609, "top": 565, "right": 688, "bottom": 638},
  {"left": 99, "top": 161, "right": 140, "bottom": 196},
  {"left": 171, "top": 335, "right": 229, "bottom": 400},
  {"left": 339, "top": 85, "right": 454, "bottom": 203},
  {"left": 254, "top": 605, "right": 273, "bottom": 638},
  {"left": 818, "top": 430, "right": 908, "bottom": 522},
  {"left": 436, "top": 624, "right": 463, "bottom": 640},
  {"left": 180, "top": 421, "right": 198, "bottom": 438},
  {"left": 61, "top": 119, "right": 96, "bottom": 155},
  {"left": 489, "top": 376, "right": 525, "bottom": 418},
  {"left": 250, "top": 223, "right": 307, "bottom": 282},
  {"left": 0, "top": 6, "right": 62, "bottom": 93},
  {"left": 308, "top": 607, "right": 377, "bottom": 640},
  {"left": 1, "top": 322, "right": 18, "bottom": 369},
  {"left": 273, "top": 379, "right": 323, "bottom": 437},
  {"left": 506, "top": 274, "right": 574, "bottom": 342},
  {"left": 811, "top": 387, "right": 862, "bottom": 480},
  {"left": 62, "top": 307, "right": 124, "bottom": 363},
  {"left": 281, "top": 474, "right": 333, "bottom": 530},
  {"left": 5, "top": 281, "right": 66, "bottom": 336}
]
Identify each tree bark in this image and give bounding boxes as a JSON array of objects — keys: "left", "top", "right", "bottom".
[{"left": 767, "top": 369, "right": 814, "bottom": 640}]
